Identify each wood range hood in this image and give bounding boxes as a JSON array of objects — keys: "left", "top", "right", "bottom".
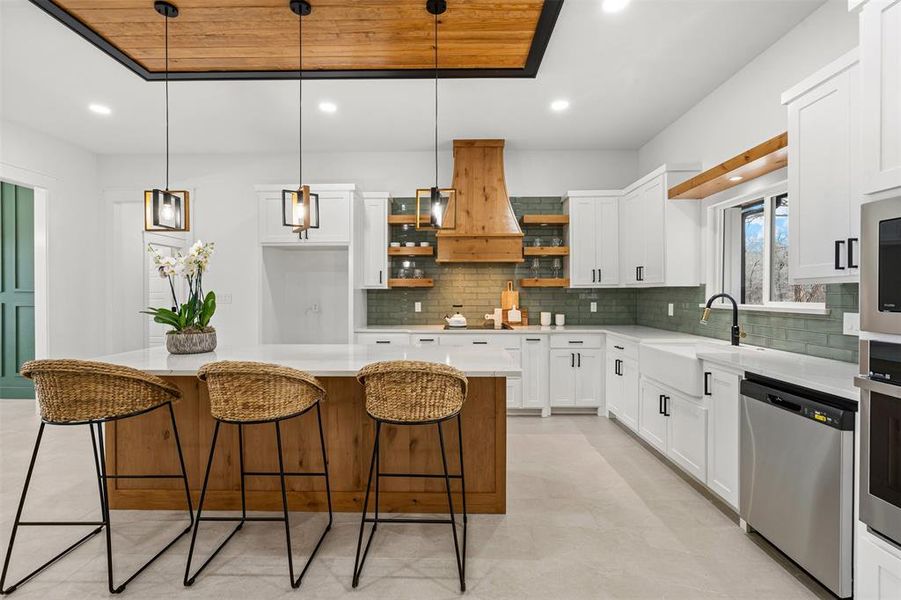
[{"left": 437, "top": 139, "right": 524, "bottom": 263}]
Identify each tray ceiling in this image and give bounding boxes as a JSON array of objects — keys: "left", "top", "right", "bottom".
[{"left": 31, "top": 0, "right": 562, "bottom": 80}]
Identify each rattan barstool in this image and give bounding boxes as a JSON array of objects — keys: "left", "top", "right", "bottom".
[
  {"left": 0, "top": 360, "right": 193, "bottom": 595},
  {"left": 352, "top": 360, "right": 468, "bottom": 593},
  {"left": 184, "top": 361, "right": 332, "bottom": 589}
]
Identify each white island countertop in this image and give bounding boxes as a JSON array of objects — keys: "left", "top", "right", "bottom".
[{"left": 95, "top": 344, "right": 522, "bottom": 378}]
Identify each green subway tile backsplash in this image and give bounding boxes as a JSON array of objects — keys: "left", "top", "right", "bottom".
[
  {"left": 634, "top": 284, "right": 859, "bottom": 363},
  {"left": 367, "top": 197, "right": 859, "bottom": 363}
]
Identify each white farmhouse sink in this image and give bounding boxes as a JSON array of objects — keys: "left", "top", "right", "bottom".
[{"left": 639, "top": 340, "right": 731, "bottom": 396}]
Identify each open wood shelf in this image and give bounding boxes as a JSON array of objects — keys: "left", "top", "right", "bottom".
[
  {"left": 388, "top": 214, "right": 430, "bottom": 225},
  {"left": 388, "top": 246, "right": 434, "bottom": 256},
  {"left": 668, "top": 132, "right": 788, "bottom": 200},
  {"left": 520, "top": 214, "right": 569, "bottom": 226},
  {"left": 387, "top": 278, "right": 433, "bottom": 288},
  {"left": 519, "top": 278, "right": 569, "bottom": 288},
  {"left": 524, "top": 246, "right": 568, "bottom": 256}
]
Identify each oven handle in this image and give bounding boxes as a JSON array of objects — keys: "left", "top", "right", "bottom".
[{"left": 855, "top": 376, "right": 901, "bottom": 400}]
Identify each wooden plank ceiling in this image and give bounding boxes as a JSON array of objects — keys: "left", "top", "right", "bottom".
[{"left": 36, "top": 0, "right": 560, "bottom": 79}]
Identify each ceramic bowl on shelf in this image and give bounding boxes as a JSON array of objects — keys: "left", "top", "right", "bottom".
[
  {"left": 390, "top": 242, "right": 401, "bottom": 247},
  {"left": 405, "top": 242, "right": 416, "bottom": 247},
  {"left": 420, "top": 242, "right": 430, "bottom": 247}
]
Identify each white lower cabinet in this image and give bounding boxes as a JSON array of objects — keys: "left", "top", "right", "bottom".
[
  {"left": 549, "top": 347, "right": 604, "bottom": 410},
  {"left": 638, "top": 377, "right": 708, "bottom": 484},
  {"left": 704, "top": 364, "right": 741, "bottom": 509},
  {"left": 549, "top": 349, "right": 578, "bottom": 406},
  {"left": 521, "top": 336, "right": 550, "bottom": 412},
  {"left": 858, "top": 530, "right": 901, "bottom": 599},
  {"left": 507, "top": 376, "right": 523, "bottom": 410},
  {"left": 355, "top": 333, "right": 411, "bottom": 345},
  {"left": 607, "top": 354, "right": 640, "bottom": 430}
]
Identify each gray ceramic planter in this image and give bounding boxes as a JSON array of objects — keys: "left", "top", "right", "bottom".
[{"left": 166, "top": 329, "right": 217, "bottom": 354}]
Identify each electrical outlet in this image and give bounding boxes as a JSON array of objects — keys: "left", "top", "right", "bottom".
[
  {"left": 590, "top": 302, "right": 597, "bottom": 313},
  {"left": 668, "top": 303, "right": 674, "bottom": 317},
  {"left": 843, "top": 312, "right": 860, "bottom": 336},
  {"left": 219, "top": 293, "right": 233, "bottom": 305},
  {"left": 414, "top": 302, "right": 422, "bottom": 313}
]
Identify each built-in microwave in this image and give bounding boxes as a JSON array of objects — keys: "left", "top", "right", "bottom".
[{"left": 861, "top": 197, "right": 901, "bottom": 335}]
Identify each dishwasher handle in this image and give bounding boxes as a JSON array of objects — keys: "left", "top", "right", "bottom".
[
  {"left": 767, "top": 394, "right": 802, "bottom": 414},
  {"left": 740, "top": 379, "right": 855, "bottom": 431}
]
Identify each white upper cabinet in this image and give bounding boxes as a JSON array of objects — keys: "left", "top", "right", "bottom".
[
  {"left": 783, "top": 49, "right": 861, "bottom": 282},
  {"left": 359, "top": 193, "right": 388, "bottom": 289},
  {"left": 257, "top": 184, "right": 354, "bottom": 246},
  {"left": 860, "top": 0, "right": 901, "bottom": 195},
  {"left": 565, "top": 191, "right": 620, "bottom": 287},
  {"left": 620, "top": 166, "right": 701, "bottom": 287}
]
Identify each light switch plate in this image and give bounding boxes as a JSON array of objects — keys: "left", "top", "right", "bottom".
[
  {"left": 414, "top": 302, "right": 422, "bottom": 313},
  {"left": 668, "top": 303, "right": 674, "bottom": 317},
  {"left": 219, "top": 293, "right": 233, "bottom": 305},
  {"left": 843, "top": 312, "right": 860, "bottom": 336},
  {"left": 590, "top": 302, "right": 597, "bottom": 313}
]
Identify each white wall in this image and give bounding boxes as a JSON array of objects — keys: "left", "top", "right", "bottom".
[
  {"left": 638, "top": 0, "right": 858, "bottom": 173},
  {"left": 98, "top": 148, "right": 637, "bottom": 347},
  {"left": 0, "top": 119, "right": 106, "bottom": 358}
]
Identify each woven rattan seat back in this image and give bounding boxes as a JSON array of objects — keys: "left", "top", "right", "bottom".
[
  {"left": 197, "top": 361, "right": 325, "bottom": 422},
  {"left": 356, "top": 360, "right": 468, "bottom": 423},
  {"left": 20, "top": 359, "right": 181, "bottom": 424}
]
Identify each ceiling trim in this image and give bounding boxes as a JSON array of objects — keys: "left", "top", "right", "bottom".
[{"left": 29, "top": 0, "right": 563, "bottom": 81}]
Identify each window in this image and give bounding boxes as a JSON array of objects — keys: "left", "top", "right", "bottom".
[{"left": 714, "top": 185, "right": 825, "bottom": 311}]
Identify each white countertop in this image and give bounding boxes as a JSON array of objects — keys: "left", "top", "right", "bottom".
[
  {"left": 357, "top": 324, "right": 708, "bottom": 342},
  {"left": 697, "top": 345, "right": 861, "bottom": 401},
  {"left": 94, "top": 344, "right": 521, "bottom": 378}
]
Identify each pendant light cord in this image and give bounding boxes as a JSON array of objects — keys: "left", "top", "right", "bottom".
[
  {"left": 298, "top": 8, "right": 303, "bottom": 189},
  {"left": 165, "top": 12, "right": 170, "bottom": 191},
  {"left": 434, "top": 9, "right": 439, "bottom": 189}
]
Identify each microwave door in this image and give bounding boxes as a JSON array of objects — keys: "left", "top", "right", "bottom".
[{"left": 879, "top": 217, "right": 901, "bottom": 313}]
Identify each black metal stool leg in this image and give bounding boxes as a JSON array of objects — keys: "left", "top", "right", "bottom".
[
  {"left": 0, "top": 423, "right": 105, "bottom": 595},
  {"left": 238, "top": 424, "right": 246, "bottom": 524},
  {"left": 274, "top": 420, "right": 299, "bottom": 588},
  {"left": 184, "top": 420, "right": 241, "bottom": 586},
  {"left": 438, "top": 420, "right": 465, "bottom": 593},
  {"left": 352, "top": 420, "right": 381, "bottom": 588},
  {"left": 316, "top": 403, "right": 333, "bottom": 529},
  {"left": 457, "top": 414, "right": 467, "bottom": 582},
  {"left": 167, "top": 402, "right": 195, "bottom": 534}
]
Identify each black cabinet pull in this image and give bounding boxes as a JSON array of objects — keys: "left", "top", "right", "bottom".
[
  {"left": 526, "top": 338, "right": 541, "bottom": 342},
  {"left": 663, "top": 396, "right": 671, "bottom": 417},
  {"left": 659, "top": 394, "right": 664, "bottom": 415},
  {"left": 379, "top": 270, "right": 383, "bottom": 284},
  {"left": 614, "top": 345, "right": 624, "bottom": 350},
  {"left": 635, "top": 266, "right": 639, "bottom": 281},
  {"left": 703, "top": 371, "right": 712, "bottom": 396},
  {"left": 834, "top": 239, "right": 846, "bottom": 270},
  {"left": 577, "top": 353, "right": 581, "bottom": 368},
  {"left": 571, "top": 353, "right": 575, "bottom": 368},
  {"left": 473, "top": 341, "right": 488, "bottom": 345},
  {"left": 598, "top": 269, "right": 602, "bottom": 283},
  {"left": 592, "top": 269, "right": 596, "bottom": 283},
  {"left": 615, "top": 359, "right": 622, "bottom": 376},
  {"left": 848, "top": 237, "right": 859, "bottom": 269},
  {"left": 419, "top": 338, "right": 435, "bottom": 342},
  {"left": 568, "top": 340, "right": 584, "bottom": 344},
  {"left": 376, "top": 340, "right": 391, "bottom": 344}
]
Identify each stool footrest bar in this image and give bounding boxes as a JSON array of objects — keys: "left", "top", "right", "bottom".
[
  {"left": 242, "top": 471, "right": 326, "bottom": 478},
  {"left": 17, "top": 521, "right": 105, "bottom": 527},
  {"left": 365, "top": 517, "right": 454, "bottom": 525},
  {"left": 378, "top": 472, "right": 462, "bottom": 479}
]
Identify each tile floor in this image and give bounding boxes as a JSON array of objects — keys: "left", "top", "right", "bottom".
[{"left": 0, "top": 400, "right": 829, "bottom": 599}]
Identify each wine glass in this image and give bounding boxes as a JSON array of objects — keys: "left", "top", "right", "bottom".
[
  {"left": 552, "top": 258, "right": 562, "bottom": 279},
  {"left": 530, "top": 258, "right": 541, "bottom": 279}
]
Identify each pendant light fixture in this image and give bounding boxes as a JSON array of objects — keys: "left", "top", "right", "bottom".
[
  {"left": 415, "top": 0, "right": 456, "bottom": 230},
  {"left": 144, "top": 1, "right": 190, "bottom": 232},
  {"left": 282, "top": 0, "right": 319, "bottom": 239}
]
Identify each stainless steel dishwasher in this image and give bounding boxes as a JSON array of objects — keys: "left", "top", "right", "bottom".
[{"left": 740, "top": 374, "right": 856, "bottom": 599}]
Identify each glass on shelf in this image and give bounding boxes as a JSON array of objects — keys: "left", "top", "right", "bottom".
[
  {"left": 530, "top": 258, "right": 541, "bottom": 279},
  {"left": 552, "top": 258, "right": 562, "bottom": 279},
  {"left": 532, "top": 237, "right": 542, "bottom": 247},
  {"left": 551, "top": 237, "right": 563, "bottom": 247}
]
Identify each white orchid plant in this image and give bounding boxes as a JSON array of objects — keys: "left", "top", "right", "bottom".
[{"left": 142, "top": 241, "right": 217, "bottom": 334}]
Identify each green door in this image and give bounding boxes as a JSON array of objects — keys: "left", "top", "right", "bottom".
[{"left": 0, "top": 182, "right": 35, "bottom": 399}]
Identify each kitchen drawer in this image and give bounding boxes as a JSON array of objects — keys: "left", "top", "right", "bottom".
[
  {"left": 550, "top": 334, "right": 603, "bottom": 349},
  {"left": 410, "top": 334, "right": 440, "bottom": 346},
  {"left": 438, "top": 334, "right": 520, "bottom": 350},
  {"left": 606, "top": 336, "right": 638, "bottom": 360},
  {"left": 355, "top": 333, "right": 411, "bottom": 345}
]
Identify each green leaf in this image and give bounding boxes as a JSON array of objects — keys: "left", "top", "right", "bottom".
[
  {"left": 199, "top": 291, "right": 216, "bottom": 328},
  {"left": 142, "top": 307, "right": 182, "bottom": 330}
]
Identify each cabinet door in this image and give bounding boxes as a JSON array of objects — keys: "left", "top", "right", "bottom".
[
  {"left": 569, "top": 198, "right": 598, "bottom": 287},
  {"left": 861, "top": 0, "right": 901, "bottom": 195},
  {"left": 361, "top": 198, "right": 388, "bottom": 288},
  {"left": 705, "top": 367, "right": 740, "bottom": 509},
  {"left": 858, "top": 531, "right": 901, "bottom": 600},
  {"left": 638, "top": 379, "right": 668, "bottom": 453},
  {"left": 596, "top": 197, "right": 620, "bottom": 286},
  {"left": 667, "top": 393, "right": 708, "bottom": 482},
  {"left": 573, "top": 350, "right": 603, "bottom": 408},
  {"left": 507, "top": 376, "right": 523, "bottom": 409},
  {"left": 638, "top": 178, "right": 665, "bottom": 285},
  {"left": 305, "top": 191, "right": 351, "bottom": 244},
  {"left": 549, "top": 349, "right": 576, "bottom": 407},
  {"left": 619, "top": 357, "right": 640, "bottom": 431},
  {"left": 605, "top": 355, "right": 622, "bottom": 414},
  {"left": 521, "top": 337, "right": 549, "bottom": 409},
  {"left": 788, "top": 68, "right": 856, "bottom": 280},
  {"left": 620, "top": 190, "right": 642, "bottom": 285}
]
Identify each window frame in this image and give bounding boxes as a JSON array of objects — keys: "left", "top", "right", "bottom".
[{"left": 704, "top": 180, "right": 829, "bottom": 316}]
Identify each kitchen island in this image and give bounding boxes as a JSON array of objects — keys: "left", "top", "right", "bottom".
[{"left": 95, "top": 344, "right": 518, "bottom": 514}]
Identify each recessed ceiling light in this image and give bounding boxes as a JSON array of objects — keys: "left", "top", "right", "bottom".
[
  {"left": 729, "top": 175, "right": 744, "bottom": 182},
  {"left": 88, "top": 103, "right": 112, "bottom": 116},
  {"left": 318, "top": 101, "right": 337, "bottom": 114},
  {"left": 602, "top": 0, "right": 631, "bottom": 14},
  {"left": 550, "top": 99, "right": 570, "bottom": 112}
]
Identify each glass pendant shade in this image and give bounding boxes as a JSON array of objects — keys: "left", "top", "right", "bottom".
[
  {"left": 415, "top": 187, "right": 455, "bottom": 230},
  {"left": 144, "top": 189, "right": 189, "bottom": 231},
  {"left": 282, "top": 184, "right": 320, "bottom": 232}
]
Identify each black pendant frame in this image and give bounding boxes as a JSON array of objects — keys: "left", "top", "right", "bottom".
[{"left": 145, "top": 189, "right": 190, "bottom": 231}]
